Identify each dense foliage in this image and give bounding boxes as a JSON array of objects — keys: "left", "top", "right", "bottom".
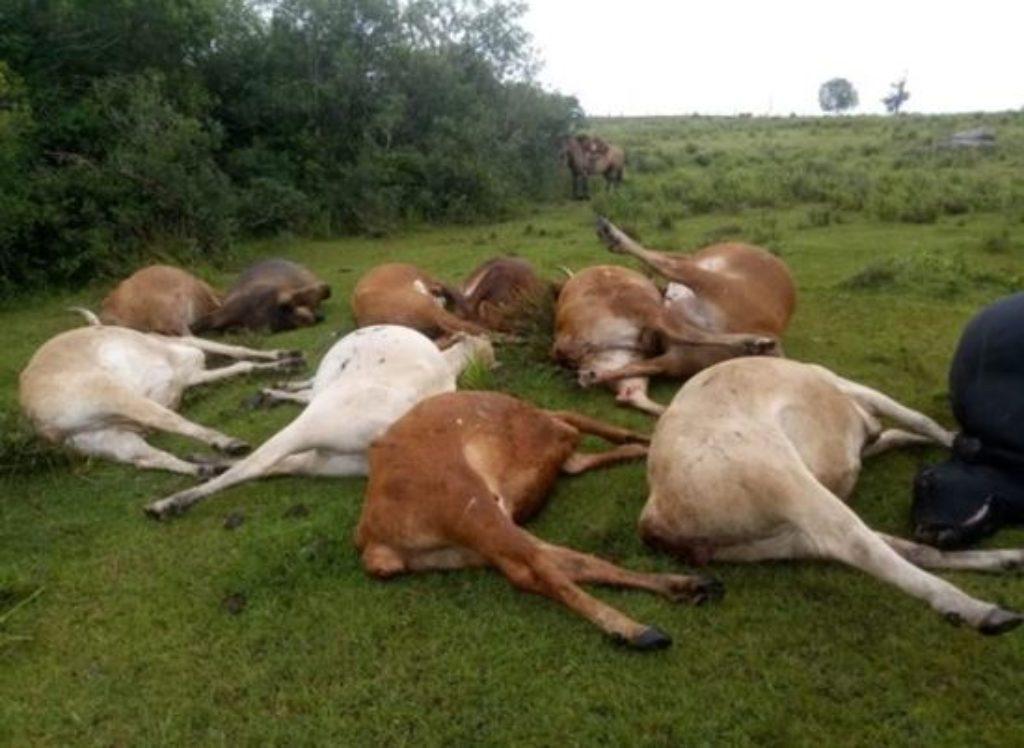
[{"left": 0, "top": 0, "right": 580, "bottom": 291}]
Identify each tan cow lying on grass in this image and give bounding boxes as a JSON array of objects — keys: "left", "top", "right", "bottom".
[
  {"left": 351, "top": 262, "right": 489, "bottom": 340},
  {"left": 641, "top": 357, "right": 1024, "bottom": 635},
  {"left": 100, "top": 265, "right": 221, "bottom": 336},
  {"left": 356, "top": 391, "right": 722, "bottom": 649},
  {"left": 553, "top": 264, "right": 776, "bottom": 415},
  {"left": 590, "top": 217, "right": 795, "bottom": 385},
  {"left": 19, "top": 314, "right": 303, "bottom": 476},
  {"left": 145, "top": 325, "right": 493, "bottom": 518}
]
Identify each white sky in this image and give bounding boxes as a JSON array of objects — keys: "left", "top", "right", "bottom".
[{"left": 522, "top": 0, "right": 1024, "bottom": 116}]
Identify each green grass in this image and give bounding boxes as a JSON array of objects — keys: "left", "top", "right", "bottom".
[{"left": 4, "top": 114, "right": 1024, "bottom": 745}]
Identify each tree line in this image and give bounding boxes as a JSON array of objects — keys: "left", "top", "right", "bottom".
[{"left": 0, "top": 0, "right": 581, "bottom": 292}]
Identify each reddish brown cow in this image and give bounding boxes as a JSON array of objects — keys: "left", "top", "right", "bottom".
[
  {"left": 356, "top": 391, "right": 721, "bottom": 649},
  {"left": 461, "top": 256, "right": 548, "bottom": 332},
  {"left": 100, "top": 265, "right": 221, "bottom": 336},
  {"left": 351, "top": 262, "right": 488, "bottom": 339}
]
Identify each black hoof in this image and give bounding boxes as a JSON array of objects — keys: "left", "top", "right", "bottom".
[
  {"left": 243, "top": 392, "right": 268, "bottom": 410},
  {"left": 692, "top": 576, "right": 725, "bottom": 605},
  {"left": 979, "top": 608, "right": 1024, "bottom": 636},
  {"left": 196, "top": 463, "right": 229, "bottom": 480},
  {"left": 220, "top": 439, "right": 251, "bottom": 456},
  {"left": 277, "top": 349, "right": 303, "bottom": 360},
  {"left": 630, "top": 626, "right": 673, "bottom": 651}
]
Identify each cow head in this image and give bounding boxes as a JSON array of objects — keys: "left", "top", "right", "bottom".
[
  {"left": 911, "top": 461, "right": 1017, "bottom": 548},
  {"left": 274, "top": 282, "right": 332, "bottom": 331}
]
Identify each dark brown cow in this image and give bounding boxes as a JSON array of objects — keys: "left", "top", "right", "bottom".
[
  {"left": 356, "top": 391, "right": 721, "bottom": 649},
  {"left": 100, "top": 265, "right": 221, "bottom": 336},
  {"left": 351, "top": 262, "right": 488, "bottom": 339},
  {"left": 565, "top": 135, "right": 625, "bottom": 199},
  {"left": 461, "top": 257, "right": 548, "bottom": 332},
  {"left": 195, "top": 259, "right": 330, "bottom": 333}
]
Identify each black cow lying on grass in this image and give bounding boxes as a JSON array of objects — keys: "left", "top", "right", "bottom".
[{"left": 913, "top": 293, "right": 1024, "bottom": 548}]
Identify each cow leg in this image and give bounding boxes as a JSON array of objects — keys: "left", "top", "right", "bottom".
[
  {"left": 595, "top": 218, "right": 685, "bottom": 275},
  {"left": 821, "top": 371, "right": 954, "bottom": 447},
  {"left": 114, "top": 395, "right": 249, "bottom": 455},
  {"left": 258, "top": 387, "right": 313, "bottom": 406},
  {"left": 652, "top": 309, "right": 778, "bottom": 355},
  {"left": 67, "top": 429, "right": 205, "bottom": 476},
  {"left": 267, "top": 450, "right": 367, "bottom": 477},
  {"left": 187, "top": 357, "right": 304, "bottom": 387},
  {"left": 169, "top": 335, "right": 298, "bottom": 362},
  {"left": 582, "top": 353, "right": 676, "bottom": 386},
  {"left": 546, "top": 410, "right": 649, "bottom": 444},
  {"left": 538, "top": 542, "right": 721, "bottom": 604},
  {"left": 614, "top": 377, "right": 666, "bottom": 416},
  {"left": 146, "top": 413, "right": 320, "bottom": 518},
  {"left": 862, "top": 429, "right": 934, "bottom": 457},
  {"left": 442, "top": 497, "right": 671, "bottom": 649},
  {"left": 713, "top": 484, "right": 1022, "bottom": 634},
  {"left": 272, "top": 377, "right": 315, "bottom": 392},
  {"left": 879, "top": 534, "right": 1024, "bottom": 572},
  {"left": 431, "top": 308, "right": 491, "bottom": 337},
  {"left": 561, "top": 444, "right": 648, "bottom": 474}
]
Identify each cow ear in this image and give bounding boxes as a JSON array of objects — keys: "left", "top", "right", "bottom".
[{"left": 276, "top": 288, "right": 296, "bottom": 310}]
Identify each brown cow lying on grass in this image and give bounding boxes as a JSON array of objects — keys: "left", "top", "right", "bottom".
[
  {"left": 351, "top": 262, "right": 489, "bottom": 340},
  {"left": 460, "top": 256, "right": 548, "bottom": 333},
  {"left": 19, "top": 313, "right": 303, "bottom": 476},
  {"left": 100, "top": 259, "right": 330, "bottom": 336},
  {"left": 553, "top": 263, "right": 776, "bottom": 415},
  {"left": 641, "top": 357, "right": 1024, "bottom": 635},
  {"left": 589, "top": 217, "right": 795, "bottom": 386},
  {"left": 355, "top": 390, "right": 722, "bottom": 649},
  {"left": 100, "top": 265, "right": 221, "bottom": 336}
]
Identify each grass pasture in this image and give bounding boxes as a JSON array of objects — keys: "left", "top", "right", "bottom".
[{"left": 3, "top": 113, "right": 1024, "bottom": 744}]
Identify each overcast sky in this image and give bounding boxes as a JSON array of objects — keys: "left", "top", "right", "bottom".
[{"left": 522, "top": 0, "right": 1023, "bottom": 116}]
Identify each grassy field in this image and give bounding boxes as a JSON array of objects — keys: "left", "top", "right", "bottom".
[{"left": 3, "top": 113, "right": 1024, "bottom": 745}]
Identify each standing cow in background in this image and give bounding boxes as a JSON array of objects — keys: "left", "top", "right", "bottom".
[{"left": 565, "top": 134, "right": 625, "bottom": 200}]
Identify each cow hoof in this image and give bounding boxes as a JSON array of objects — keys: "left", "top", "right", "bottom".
[
  {"left": 219, "top": 439, "right": 251, "bottom": 456},
  {"left": 691, "top": 576, "right": 725, "bottom": 605},
  {"left": 243, "top": 392, "right": 269, "bottom": 409},
  {"left": 143, "top": 503, "right": 172, "bottom": 521},
  {"left": 578, "top": 370, "right": 599, "bottom": 388},
  {"left": 197, "top": 463, "right": 228, "bottom": 480},
  {"left": 276, "top": 355, "right": 306, "bottom": 372},
  {"left": 745, "top": 337, "right": 778, "bottom": 356},
  {"left": 275, "top": 349, "right": 303, "bottom": 360},
  {"left": 629, "top": 626, "right": 673, "bottom": 651},
  {"left": 979, "top": 607, "right": 1024, "bottom": 636}
]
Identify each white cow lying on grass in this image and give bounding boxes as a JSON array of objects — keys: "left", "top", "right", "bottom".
[
  {"left": 145, "top": 324, "right": 494, "bottom": 519},
  {"left": 641, "top": 357, "right": 1024, "bottom": 635},
  {"left": 19, "top": 313, "right": 304, "bottom": 477}
]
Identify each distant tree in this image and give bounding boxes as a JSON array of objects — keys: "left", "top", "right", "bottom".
[
  {"left": 882, "top": 77, "right": 910, "bottom": 115},
  {"left": 818, "top": 78, "right": 859, "bottom": 114}
]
